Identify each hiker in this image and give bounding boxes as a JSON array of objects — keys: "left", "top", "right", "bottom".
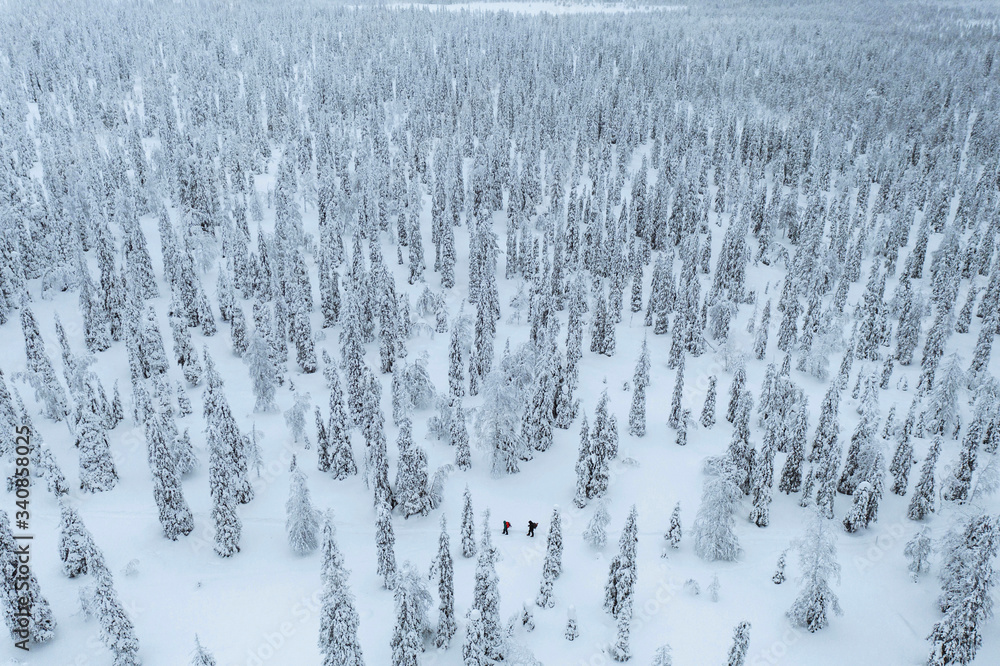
[
  {"left": 502, "top": 520, "right": 511, "bottom": 535},
  {"left": 527, "top": 520, "right": 538, "bottom": 537}
]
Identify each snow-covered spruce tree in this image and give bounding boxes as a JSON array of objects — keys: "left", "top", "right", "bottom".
[
  {"left": 58, "top": 501, "right": 97, "bottom": 578},
  {"left": 77, "top": 400, "right": 118, "bottom": 493},
  {"left": 773, "top": 550, "right": 787, "bottom": 584},
  {"left": 522, "top": 370, "right": 554, "bottom": 453},
  {"left": 564, "top": 606, "right": 579, "bottom": 641},
  {"left": 326, "top": 366, "right": 357, "bottom": 480},
  {"left": 245, "top": 331, "right": 278, "bottom": 412},
  {"left": 667, "top": 356, "right": 685, "bottom": 429},
  {"left": 628, "top": 378, "right": 646, "bottom": 437},
  {"left": 923, "top": 352, "right": 963, "bottom": 438},
  {"left": 787, "top": 510, "right": 842, "bottom": 633},
  {"left": 1, "top": 509, "right": 55, "bottom": 645},
  {"left": 693, "top": 467, "right": 742, "bottom": 562},
  {"left": 604, "top": 505, "right": 638, "bottom": 619},
  {"left": 451, "top": 399, "right": 472, "bottom": 471},
  {"left": 611, "top": 593, "right": 633, "bottom": 662},
  {"left": 144, "top": 410, "right": 194, "bottom": 540},
  {"left": 727, "top": 621, "right": 751, "bottom": 666},
  {"left": 542, "top": 506, "right": 563, "bottom": 579},
  {"left": 230, "top": 304, "right": 250, "bottom": 357},
  {"left": 967, "top": 310, "right": 997, "bottom": 381},
  {"left": 20, "top": 306, "right": 69, "bottom": 421},
  {"left": 449, "top": 325, "right": 465, "bottom": 398},
  {"left": 927, "top": 515, "right": 998, "bottom": 666},
  {"left": 651, "top": 644, "right": 673, "bottom": 666},
  {"left": 779, "top": 398, "right": 808, "bottom": 495},
  {"left": 666, "top": 502, "right": 682, "bottom": 549},
  {"left": 391, "top": 562, "right": 427, "bottom": 666},
  {"left": 203, "top": 354, "right": 243, "bottom": 557},
  {"left": 905, "top": 529, "right": 932, "bottom": 582},
  {"left": 753, "top": 299, "right": 771, "bottom": 360},
  {"left": 726, "top": 365, "right": 746, "bottom": 424},
  {"left": 461, "top": 486, "right": 476, "bottom": 558},
  {"left": 318, "top": 511, "right": 365, "bottom": 666},
  {"left": 709, "top": 574, "right": 721, "bottom": 602},
  {"left": 396, "top": 428, "right": 433, "bottom": 519},
  {"left": 748, "top": 438, "right": 776, "bottom": 528},
  {"left": 191, "top": 635, "right": 216, "bottom": 666},
  {"left": 287, "top": 457, "right": 319, "bottom": 555},
  {"left": 92, "top": 565, "right": 142, "bottom": 666},
  {"left": 435, "top": 516, "right": 457, "bottom": 649},
  {"left": 634, "top": 337, "right": 651, "bottom": 390},
  {"left": 584, "top": 499, "right": 611, "bottom": 549},
  {"left": 700, "top": 375, "right": 717, "bottom": 428},
  {"left": 169, "top": 310, "right": 202, "bottom": 386},
  {"left": 375, "top": 500, "right": 398, "bottom": 589},
  {"left": 535, "top": 506, "right": 563, "bottom": 608},
  {"left": 586, "top": 391, "right": 618, "bottom": 500},
  {"left": 942, "top": 390, "right": 995, "bottom": 503},
  {"left": 463, "top": 608, "right": 489, "bottom": 666},
  {"left": 727, "top": 389, "right": 754, "bottom": 496},
  {"left": 890, "top": 398, "right": 919, "bottom": 495},
  {"left": 810, "top": 382, "right": 843, "bottom": 518},
  {"left": 315, "top": 407, "right": 330, "bottom": 473},
  {"left": 908, "top": 436, "right": 942, "bottom": 521},
  {"left": 472, "top": 510, "right": 504, "bottom": 662},
  {"left": 176, "top": 382, "right": 192, "bottom": 418}
]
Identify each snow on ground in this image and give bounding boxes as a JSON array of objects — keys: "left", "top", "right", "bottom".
[{"left": 4, "top": 146, "right": 998, "bottom": 666}]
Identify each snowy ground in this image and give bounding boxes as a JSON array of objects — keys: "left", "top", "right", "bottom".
[
  {"left": 1, "top": 2, "right": 999, "bottom": 666},
  {"left": 3, "top": 148, "right": 997, "bottom": 666}
]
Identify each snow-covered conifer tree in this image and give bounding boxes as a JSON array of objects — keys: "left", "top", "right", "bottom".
[
  {"left": 1, "top": 509, "right": 55, "bottom": 645},
  {"left": 145, "top": 410, "right": 194, "bottom": 539},
  {"left": 472, "top": 510, "right": 504, "bottom": 662},
  {"left": 604, "top": 505, "right": 638, "bottom": 619},
  {"left": 77, "top": 402, "right": 118, "bottom": 493},
  {"left": 693, "top": 468, "right": 741, "bottom": 561},
  {"left": 927, "top": 515, "right": 998, "bottom": 665},
  {"left": 787, "top": 511, "right": 842, "bottom": 632},
  {"left": 287, "top": 457, "right": 319, "bottom": 555},
  {"left": 461, "top": 486, "right": 477, "bottom": 558},
  {"left": 584, "top": 499, "right": 611, "bottom": 549},
  {"left": 318, "top": 511, "right": 365, "bottom": 666},
  {"left": 666, "top": 502, "right": 682, "bottom": 549},
  {"left": 727, "top": 621, "right": 751, "bottom": 666},
  {"left": 435, "top": 516, "right": 456, "bottom": 648},
  {"left": 376, "top": 501, "right": 398, "bottom": 589},
  {"left": 700, "top": 375, "right": 717, "bottom": 428},
  {"left": 908, "top": 436, "right": 942, "bottom": 520},
  {"left": 905, "top": 529, "right": 932, "bottom": 581},
  {"left": 191, "top": 635, "right": 216, "bottom": 666}
]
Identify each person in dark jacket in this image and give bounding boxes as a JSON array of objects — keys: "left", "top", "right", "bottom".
[
  {"left": 527, "top": 521, "right": 538, "bottom": 537},
  {"left": 502, "top": 520, "right": 510, "bottom": 535}
]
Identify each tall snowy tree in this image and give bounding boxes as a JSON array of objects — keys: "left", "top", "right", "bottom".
[
  {"left": 435, "top": 516, "right": 457, "bottom": 649},
  {"left": 693, "top": 468, "right": 742, "bottom": 562},
  {"left": 318, "top": 511, "right": 365, "bottom": 666},
  {"left": 1, "top": 509, "right": 55, "bottom": 646},
  {"left": 787, "top": 510, "right": 842, "bottom": 633},
  {"left": 375, "top": 500, "right": 398, "bottom": 589},
  {"left": 286, "top": 457, "right": 320, "bottom": 555},
  {"left": 471, "top": 510, "right": 504, "bottom": 662},
  {"left": 144, "top": 410, "right": 194, "bottom": 540},
  {"left": 927, "top": 515, "right": 998, "bottom": 666}
]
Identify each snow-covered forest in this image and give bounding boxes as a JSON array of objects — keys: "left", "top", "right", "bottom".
[{"left": 1, "top": 0, "right": 999, "bottom": 664}]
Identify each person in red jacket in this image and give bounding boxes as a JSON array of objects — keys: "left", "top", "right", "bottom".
[{"left": 502, "top": 520, "right": 510, "bottom": 535}]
